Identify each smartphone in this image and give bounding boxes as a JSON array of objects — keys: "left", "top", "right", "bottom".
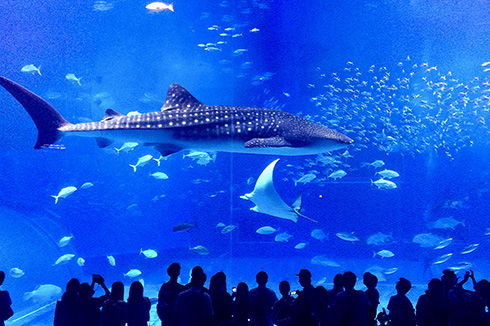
[
  {"left": 290, "top": 291, "right": 298, "bottom": 298},
  {"left": 232, "top": 287, "right": 237, "bottom": 293}
]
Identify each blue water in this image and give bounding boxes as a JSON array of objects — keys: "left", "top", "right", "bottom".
[{"left": 2, "top": 0, "right": 490, "bottom": 323}]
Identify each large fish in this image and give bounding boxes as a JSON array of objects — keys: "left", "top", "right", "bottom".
[{"left": 0, "top": 77, "right": 353, "bottom": 156}]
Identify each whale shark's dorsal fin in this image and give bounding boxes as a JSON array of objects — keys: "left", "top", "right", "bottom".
[
  {"left": 161, "top": 84, "right": 203, "bottom": 111},
  {"left": 102, "top": 109, "right": 125, "bottom": 121}
]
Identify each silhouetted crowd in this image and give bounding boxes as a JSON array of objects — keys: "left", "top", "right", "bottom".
[{"left": 1, "top": 266, "right": 490, "bottom": 325}]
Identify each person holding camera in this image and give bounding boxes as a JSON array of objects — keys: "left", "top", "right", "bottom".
[{"left": 78, "top": 274, "right": 111, "bottom": 326}]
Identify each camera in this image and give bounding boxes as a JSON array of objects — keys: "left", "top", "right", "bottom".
[{"left": 92, "top": 274, "right": 104, "bottom": 284}]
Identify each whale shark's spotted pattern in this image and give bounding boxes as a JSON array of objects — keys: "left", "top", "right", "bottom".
[
  {"left": 62, "top": 106, "right": 284, "bottom": 137},
  {"left": 0, "top": 77, "right": 353, "bottom": 157}
]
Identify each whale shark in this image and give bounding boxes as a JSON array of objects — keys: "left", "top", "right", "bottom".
[
  {"left": 241, "top": 159, "right": 316, "bottom": 223},
  {"left": 0, "top": 76, "right": 353, "bottom": 156}
]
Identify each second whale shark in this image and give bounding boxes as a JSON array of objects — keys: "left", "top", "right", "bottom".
[{"left": 0, "top": 76, "right": 353, "bottom": 156}]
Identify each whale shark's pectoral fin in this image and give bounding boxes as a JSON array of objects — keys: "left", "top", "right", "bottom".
[
  {"left": 102, "top": 109, "right": 125, "bottom": 121},
  {"left": 244, "top": 136, "right": 292, "bottom": 148},
  {"left": 144, "top": 143, "right": 183, "bottom": 157},
  {"left": 95, "top": 137, "right": 113, "bottom": 148}
]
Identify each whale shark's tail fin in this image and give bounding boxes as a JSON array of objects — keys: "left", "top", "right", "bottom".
[{"left": 0, "top": 76, "right": 70, "bottom": 149}]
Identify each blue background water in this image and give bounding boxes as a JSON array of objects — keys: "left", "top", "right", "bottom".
[{"left": 2, "top": 0, "right": 490, "bottom": 323}]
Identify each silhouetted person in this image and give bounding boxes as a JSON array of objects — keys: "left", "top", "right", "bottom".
[
  {"left": 469, "top": 269, "right": 479, "bottom": 290},
  {"left": 173, "top": 266, "right": 215, "bottom": 326},
  {"left": 127, "top": 281, "right": 151, "bottom": 326},
  {"left": 158, "top": 263, "right": 185, "bottom": 326},
  {"left": 332, "top": 271, "right": 370, "bottom": 326},
  {"left": 292, "top": 269, "right": 318, "bottom": 326},
  {"left": 467, "top": 270, "right": 490, "bottom": 325},
  {"left": 416, "top": 278, "right": 448, "bottom": 326},
  {"left": 183, "top": 266, "right": 209, "bottom": 292},
  {"left": 328, "top": 274, "right": 343, "bottom": 305},
  {"left": 79, "top": 274, "right": 111, "bottom": 326},
  {"left": 387, "top": 278, "right": 416, "bottom": 326},
  {"left": 249, "top": 271, "right": 277, "bottom": 326},
  {"left": 363, "top": 272, "right": 379, "bottom": 326},
  {"left": 443, "top": 270, "right": 484, "bottom": 326},
  {"left": 0, "top": 271, "right": 13, "bottom": 325},
  {"left": 474, "top": 278, "right": 490, "bottom": 325},
  {"left": 55, "top": 278, "right": 80, "bottom": 326},
  {"left": 232, "top": 282, "right": 251, "bottom": 326},
  {"left": 272, "top": 281, "right": 294, "bottom": 326},
  {"left": 210, "top": 271, "right": 232, "bottom": 326},
  {"left": 100, "top": 281, "right": 128, "bottom": 326},
  {"left": 315, "top": 286, "right": 330, "bottom": 326}
]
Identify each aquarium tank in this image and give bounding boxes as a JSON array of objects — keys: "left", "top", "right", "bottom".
[{"left": 1, "top": 0, "right": 490, "bottom": 324}]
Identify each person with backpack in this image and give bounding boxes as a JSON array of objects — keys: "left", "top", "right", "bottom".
[{"left": 173, "top": 266, "right": 215, "bottom": 326}]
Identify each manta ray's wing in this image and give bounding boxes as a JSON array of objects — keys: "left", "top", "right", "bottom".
[{"left": 241, "top": 159, "right": 298, "bottom": 222}]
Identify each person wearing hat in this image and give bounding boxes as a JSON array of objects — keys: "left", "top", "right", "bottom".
[{"left": 292, "top": 269, "right": 318, "bottom": 326}]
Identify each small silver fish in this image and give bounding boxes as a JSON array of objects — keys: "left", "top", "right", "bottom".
[
  {"left": 21, "top": 64, "right": 41, "bottom": 76},
  {"left": 65, "top": 73, "right": 82, "bottom": 86}
]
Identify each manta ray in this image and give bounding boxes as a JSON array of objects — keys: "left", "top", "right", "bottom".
[
  {"left": 0, "top": 76, "right": 353, "bottom": 156},
  {"left": 241, "top": 159, "right": 315, "bottom": 223}
]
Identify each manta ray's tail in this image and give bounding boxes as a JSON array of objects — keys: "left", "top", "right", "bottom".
[{"left": 0, "top": 76, "right": 70, "bottom": 149}]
